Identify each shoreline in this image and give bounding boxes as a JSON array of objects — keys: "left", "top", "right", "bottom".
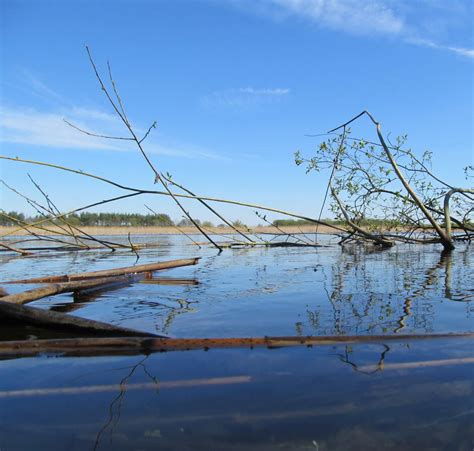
[{"left": 0, "top": 225, "right": 341, "bottom": 237}]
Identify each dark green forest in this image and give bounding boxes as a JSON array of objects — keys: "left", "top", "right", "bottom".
[{"left": 0, "top": 211, "right": 174, "bottom": 227}]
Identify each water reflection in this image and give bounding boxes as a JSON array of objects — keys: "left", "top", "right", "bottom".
[
  {"left": 336, "top": 343, "right": 391, "bottom": 374},
  {"left": 93, "top": 355, "right": 159, "bottom": 451},
  {"left": 0, "top": 237, "right": 472, "bottom": 338},
  {"left": 0, "top": 338, "right": 472, "bottom": 450},
  {"left": 296, "top": 244, "right": 473, "bottom": 337}
]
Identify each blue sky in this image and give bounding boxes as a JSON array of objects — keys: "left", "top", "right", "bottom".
[{"left": 1, "top": 0, "right": 473, "bottom": 224}]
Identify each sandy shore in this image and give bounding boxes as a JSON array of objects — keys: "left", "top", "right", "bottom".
[{"left": 0, "top": 224, "right": 340, "bottom": 237}]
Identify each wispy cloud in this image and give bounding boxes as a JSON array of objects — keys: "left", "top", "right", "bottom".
[
  {"left": 229, "top": 0, "right": 473, "bottom": 58},
  {"left": 269, "top": 0, "right": 403, "bottom": 35},
  {"left": 70, "top": 107, "right": 117, "bottom": 122},
  {"left": 0, "top": 105, "right": 229, "bottom": 160},
  {"left": 201, "top": 87, "right": 290, "bottom": 108},
  {"left": 1, "top": 72, "right": 229, "bottom": 160},
  {"left": 22, "top": 71, "right": 66, "bottom": 104},
  {"left": 406, "top": 37, "right": 474, "bottom": 59},
  {"left": 0, "top": 106, "right": 123, "bottom": 151}
]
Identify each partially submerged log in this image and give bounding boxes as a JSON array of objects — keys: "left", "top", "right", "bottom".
[
  {"left": 0, "top": 332, "right": 471, "bottom": 358},
  {"left": 0, "top": 274, "right": 143, "bottom": 305},
  {"left": 5, "top": 257, "right": 200, "bottom": 284},
  {"left": 0, "top": 242, "right": 32, "bottom": 255},
  {"left": 220, "top": 241, "right": 326, "bottom": 249},
  {"left": 0, "top": 301, "right": 162, "bottom": 337},
  {"left": 0, "top": 258, "right": 200, "bottom": 337},
  {"left": 140, "top": 277, "right": 199, "bottom": 286}
]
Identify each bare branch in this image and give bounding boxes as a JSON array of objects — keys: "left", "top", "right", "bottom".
[{"left": 63, "top": 119, "right": 133, "bottom": 141}]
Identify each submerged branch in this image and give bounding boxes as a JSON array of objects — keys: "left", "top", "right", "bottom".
[{"left": 0, "top": 333, "right": 471, "bottom": 358}]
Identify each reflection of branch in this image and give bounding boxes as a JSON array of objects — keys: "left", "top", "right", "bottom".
[
  {"left": 394, "top": 298, "right": 413, "bottom": 333},
  {"left": 160, "top": 298, "right": 198, "bottom": 335},
  {"left": 336, "top": 344, "right": 390, "bottom": 374},
  {"left": 93, "top": 355, "right": 158, "bottom": 451},
  {"left": 394, "top": 250, "right": 459, "bottom": 333}
]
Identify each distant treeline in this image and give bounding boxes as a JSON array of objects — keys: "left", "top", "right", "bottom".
[
  {"left": 0, "top": 211, "right": 174, "bottom": 227},
  {"left": 3, "top": 212, "right": 466, "bottom": 229}
]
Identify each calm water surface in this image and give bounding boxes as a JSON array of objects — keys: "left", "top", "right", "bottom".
[
  {"left": 0, "top": 235, "right": 472, "bottom": 450},
  {"left": 1, "top": 234, "right": 472, "bottom": 337}
]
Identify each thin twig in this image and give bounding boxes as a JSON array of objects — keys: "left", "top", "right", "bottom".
[{"left": 63, "top": 120, "right": 133, "bottom": 140}]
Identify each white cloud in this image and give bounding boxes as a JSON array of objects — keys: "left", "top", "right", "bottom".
[
  {"left": 269, "top": 0, "right": 404, "bottom": 35},
  {"left": 406, "top": 37, "right": 474, "bottom": 59},
  {"left": 1, "top": 72, "right": 229, "bottom": 160},
  {"left": 446, "top": 47, "right": 474, "bottom": 59},
  {"left": 201, "top": 87, "right": 290, "bottom": 108},
  {"left": 0, "top": 106, "right": 124, "bottom": 151},
  {"left": 70, "top": 107, "right": 117, "bottom": 122},
  {"left": 229, "top": 0, "right": 473, "bottom": 58},
  {"left": 0, "top": 105, "right": 230, "bottom": 160}
]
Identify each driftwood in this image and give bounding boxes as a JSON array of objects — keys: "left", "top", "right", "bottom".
[
  {"left": 0, "top": 242, "right": 32, "bottom": 255},
  {"left": 5, "top": 258, "right": 200, "bottom": 284},
  {"left": 0, "top": 274, "right": 143, "bottom": 305},
  {"left": 0, "top": 332, "right": 471, "bottom": 358},
  {"left": 47, "top": 278, "right": 199, "bottom": 313},
  {"left": 140, "top": 277, "right": 199, "bottom": 286},
  {"left": 0, "top": 259, "right": 200, "bottom": 337},
  {"left": 0, "top": 301, "right": 162, "bottom": 337}
]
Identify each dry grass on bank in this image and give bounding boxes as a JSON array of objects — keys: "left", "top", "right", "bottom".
[{"left": 0, "top": 224, "right": 340, "bottom": 237}]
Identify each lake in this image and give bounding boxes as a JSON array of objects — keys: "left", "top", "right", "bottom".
[{"left": 0, "top": 234, "right": 473, "bottom": 450}]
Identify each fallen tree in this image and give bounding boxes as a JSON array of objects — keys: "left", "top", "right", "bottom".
[
  {"left": 296, "top": 111, "right": 473, "bottom": 250},
  {"left": 1, "top": 50, "right": 472, "bottom": 254}
]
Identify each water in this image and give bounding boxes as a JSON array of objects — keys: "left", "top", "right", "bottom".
[
  {"left": 0, "top": 235, "right": 473, "bottom": 449},
  {"left": 0, "top": 337, "right": 473, "bottom": 450},
  {"left": 1, "top": 235, "right": 472, "bottom": 338}
]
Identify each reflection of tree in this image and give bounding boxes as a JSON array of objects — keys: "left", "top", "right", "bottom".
[
  {"left": 394, "top": 250, "right": 471, "bottom": 333},
  {"left": 301, "top": 245, "right": 471, "bottom": 336},
  {"left": 93, "top": 355, "right": 158, "bottom": 451}
]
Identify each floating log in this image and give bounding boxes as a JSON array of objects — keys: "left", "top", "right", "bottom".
[
  {"left": 0, "top": 274, "right": 143, "bottom": 305},
  {"left": 140, "top": 277, "right": 199, "bottom": 286},
  {"left": 0, "top": 242, "right": 32, "bottom": 255},
  {"left": 0, "top": 301, "right": 162, "bottom": 337},
  {"left": 0, "top": 333, "right": 471, "bottom": 358},
  {"left": 5, "top": 257, "right": 200, "bottom": 284}
]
